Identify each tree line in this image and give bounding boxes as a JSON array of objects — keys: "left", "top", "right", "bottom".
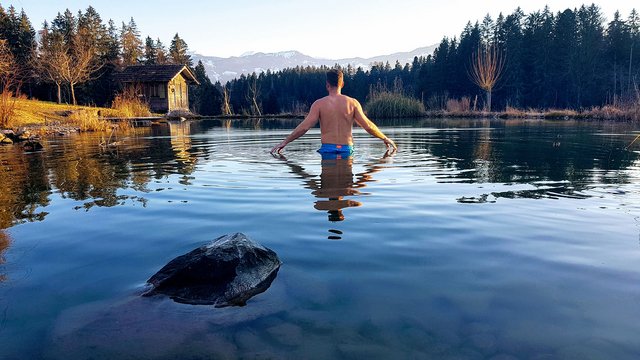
[
  {"left": 0, "top": 5, "right": 220, "bottom": 112},
  {"left": 0, "top": 4, "right": 638, "bottom": 116}
]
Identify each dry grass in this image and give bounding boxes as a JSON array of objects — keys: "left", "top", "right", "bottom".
[
  {"left": 446, "top": 97, "right": 471, "bottom": 113},
  {"left": 543, "top": 109, "right": 579, "bottom": 119},
  {"left": 8, "top": 97, "right": 111, "bottom": 127},
  {"left": 67, "top": 109, "right": 112, "bottom": 132},
  {"left": 106, "top": 92, "right": 151, "bottom": 118},
  {"left": 365, "top": 91, "right": 425, "bottom": 118},
  {"left": 0, "top": 91, "right": 17, "bottom": 128},
  {"left": 585, "top": 104, "right": 639, "bottom": 121},
  {"left": 2, "top": 97, "right": 135, "bottom": 132}
]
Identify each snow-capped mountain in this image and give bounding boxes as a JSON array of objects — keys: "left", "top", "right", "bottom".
[{"left": 192, "top": 45, "right": 437, "bottom": 83}]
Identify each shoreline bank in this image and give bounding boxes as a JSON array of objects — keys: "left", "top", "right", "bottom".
[{"left": 2, "top": 98, "right": 639, "bottom": 136}]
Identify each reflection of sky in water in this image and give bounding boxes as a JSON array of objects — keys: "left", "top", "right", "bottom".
[{"left": 1, "top": 119, "right": 640, "bottom": 359}]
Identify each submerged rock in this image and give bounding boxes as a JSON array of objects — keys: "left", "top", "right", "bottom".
[
  {"left": 143, "top": 233, "right": 281, "bottom": 307},
  {"left": 23, "top": 140, "right": 44, "bottom": 152}
]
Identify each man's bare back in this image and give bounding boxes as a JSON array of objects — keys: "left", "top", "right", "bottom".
[{"left": 270, "top": 69, "right": 396, "bottom": 154}]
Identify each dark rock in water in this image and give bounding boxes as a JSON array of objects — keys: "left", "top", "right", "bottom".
[
  {"left": 143, "top": 233, "right": 281, "bottom": 307},
  {"left": 23, "top": 140, "right": 44, "bottom": 152}
]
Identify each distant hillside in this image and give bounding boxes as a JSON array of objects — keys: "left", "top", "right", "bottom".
[{"left": 192, "top": 45, "right": 437, "bottom": 83}]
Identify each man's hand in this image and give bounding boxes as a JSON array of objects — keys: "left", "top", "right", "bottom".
[
  {"left": 383, "top": 137, "right": 397, "bottom": 153},
  {"left": 270, "top": 141, "right": 287, "bottom": 154}
]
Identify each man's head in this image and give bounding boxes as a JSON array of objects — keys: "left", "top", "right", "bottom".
[{"left": 326, "top": 69, "right": 344, "bottom": 89}]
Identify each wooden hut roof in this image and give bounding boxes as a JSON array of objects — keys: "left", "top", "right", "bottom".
[{"left": 116, "top": 64, "right": 199, "bottom": 84}]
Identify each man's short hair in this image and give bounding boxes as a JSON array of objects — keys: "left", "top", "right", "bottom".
[{"left": 326, "top": 69, "right": 344, "bottom": 88}]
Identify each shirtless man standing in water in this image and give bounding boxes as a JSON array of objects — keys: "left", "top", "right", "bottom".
[{"left": 270, "top": 69, "right": 397, "bottom": 155}]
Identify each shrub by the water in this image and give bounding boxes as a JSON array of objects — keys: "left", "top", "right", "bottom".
[
  {"left": 109, "top": 91, "right": 152, "bottom": 118},
  {"left": 68, "top": 109, "right": 111, "bottom": 132},
  {"left": 365, "top": 91, "right": 425, "bottom": 118},
  {"left": 446, "top": 97, "right": 472, "bottom": 113},
  {"left": 0, "top": 92, "right": 17, "bottom": 128}
]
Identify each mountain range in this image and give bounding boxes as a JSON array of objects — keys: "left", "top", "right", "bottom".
[{"left": 191, "top": 45, "right": 437, "bottom": 83}]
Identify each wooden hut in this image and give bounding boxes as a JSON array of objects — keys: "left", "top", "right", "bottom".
[{"left": 116, "top": 64, "right": 200, "bottom": 113}]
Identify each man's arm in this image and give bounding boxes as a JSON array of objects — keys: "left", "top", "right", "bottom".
[
  {"left": 270, "top": 101, "right": 320, "bottom": 154},
  {"left": 353, "top": 100, "right": 397, "bottom": 151}
]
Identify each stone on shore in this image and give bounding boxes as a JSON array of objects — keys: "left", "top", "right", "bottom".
[
  {"left": 143, "top": 232, "right": 281, "bottom": 307},
  {"left": 17, "top": 130, "right": 31, "bottom": 141},
  {"left": 0, "top": 133, "right": 12, "bottom": 144}
]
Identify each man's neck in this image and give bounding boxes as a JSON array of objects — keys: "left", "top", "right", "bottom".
[{"left": 328, "top": 88, "right": 341, "bottom": 96}]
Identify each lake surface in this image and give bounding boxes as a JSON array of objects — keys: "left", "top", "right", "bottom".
[{"left": 1, "top": 118, "right": 640, "bottom": 359}]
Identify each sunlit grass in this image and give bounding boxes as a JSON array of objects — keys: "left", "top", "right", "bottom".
[
  {"left": 8, "top": 97, "right": 110, "bottom": 127},
  {"left": 106, "top": 92, "right": 152, "bottom": 118},
  {"left": 365, "top": 91, "right": 425, "bottom": 118},
  {"left": 3, "top": 98, "right": 141, "bottom": 132}
]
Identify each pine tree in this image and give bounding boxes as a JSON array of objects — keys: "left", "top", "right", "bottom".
[
  {"left": 169, "top": 33, "right": 192, "bottom": 66},
  {"left": 120, "top": 17, "right": 143, "bottom": 66},
  {"left": 480, "top": 14, "right": 495, "bottom": 45},
  {"left": 190, "top": 60, "right": 221, "bottom": 115},
  {"left": 606, "top": 11, "right": 631, "bottom": 103},
  {"left": 104, "top": 19, "right": 120, "bottom": 64},
  {"left": 77, "top": 6, "right": 107, "bottom": 60},
  {"left": 628, "top": 10, "right": 640, "bottom": 95},
  {"left": 144, "top": 36, "right": 157, "bottom": 64},
  {"left": 497, "top": 8, "right": 525, "bottom": 107},
  {"left": 155, "top": 38, "right": 168, "bottom": 64},
  {"left": 15, "top": 10, "right": 35, "bottom": 68},
  {"left": 51, "top": 9, "right": 77, "bottom": 46}
]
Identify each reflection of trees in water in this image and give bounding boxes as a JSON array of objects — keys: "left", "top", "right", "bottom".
[
  {"left": 198, "top": 118, "right": 306, "bottom": 131},
  {"left": 0, "top": 231, "right": 10, "bottom": 282},
  {"left": 407, "top": 120, "right": 639, "bottom": 202},
  {"left": 0, "top": 146, "right": 50, "bottom": 229},
  {"left": 0, "top": 124, "right": 206, "bottom": 229},
  {"left": 405, "top": 120, "right": 639, "bottom": 198}
]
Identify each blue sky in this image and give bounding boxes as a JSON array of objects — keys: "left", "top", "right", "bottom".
[{"left": 6, "top": 0, "right": 637, "bottom": 59}]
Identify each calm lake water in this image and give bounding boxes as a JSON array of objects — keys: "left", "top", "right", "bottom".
[{"left": 1, "top": 118, "right": 640, "bottom": 359}]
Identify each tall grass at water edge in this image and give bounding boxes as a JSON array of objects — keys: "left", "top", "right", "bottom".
[
  {"left": 107, "top": 92, "right": 152, "bottom": 118},
  {"left": 364, "top": 91, "right": 425, "bottom": 118}
]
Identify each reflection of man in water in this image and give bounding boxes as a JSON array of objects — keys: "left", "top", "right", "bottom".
[
  {"left": 315, "top": 157, "right": 361, "bottom": 222},
  {"left": 270, "top": 69, "right": 396, "bottom": 155},
  {"left": 276, "top": 152, "right": 391, "bottom": 223}
]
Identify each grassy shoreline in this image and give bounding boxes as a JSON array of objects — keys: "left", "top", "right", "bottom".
[
  {"left": 2, "top": 98, "right": 639, "bottom": 133},
  {"left": 1, "top": 98, "right": 159, "bottom": 133},
  {"left": 207, "top": 108, "right": 640, "bottom": 122}
]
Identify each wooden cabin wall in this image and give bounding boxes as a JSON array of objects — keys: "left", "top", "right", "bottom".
[{"left": 168, "top": 76, "right": 189, "bottom": 111}]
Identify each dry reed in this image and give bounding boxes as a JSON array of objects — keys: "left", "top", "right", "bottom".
[
  {"left": 67, "top": 109, "right": 112, "bottom": 132},
  {"left": 446, "top": 97, "right": 472, "bottom": 113},
  {"left": 365, "top": 91, "right": 425, "bottom": 118},
  {"left": 108, "top": 91, "right": 151, "bottom": 118}
]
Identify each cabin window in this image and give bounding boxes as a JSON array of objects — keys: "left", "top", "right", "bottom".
[
  {"left": 150, "top": 84, "right": 166, "bottom": 98},
  {"left": 150, "top": 84, "right": 158, "bottom": 98}
]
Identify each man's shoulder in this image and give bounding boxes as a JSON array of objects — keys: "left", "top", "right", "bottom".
[{"left": 344, "top": 95, "right": 361, "bottom": 106}]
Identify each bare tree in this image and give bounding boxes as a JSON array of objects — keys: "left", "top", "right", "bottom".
[
  {"left": 0, "top": 40, "right": 21, "bottom": 127},
  {"left": 62, "top": 33, "right": 103, "bottom": 105},
  {"left": 37, "top": 27, "right": 69, "bottom": 104},
  {"left": 248, "top": 75, "right": 262, "bottom": 116},
  {"left": 222, "top": 86, "right": 232, "bottom": 115},
  {"left": 469, "top": 44, "right": 505, "bottom": 112},
  {"left": 37, "top": 39, "right": 68, "bottom": 104}
]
